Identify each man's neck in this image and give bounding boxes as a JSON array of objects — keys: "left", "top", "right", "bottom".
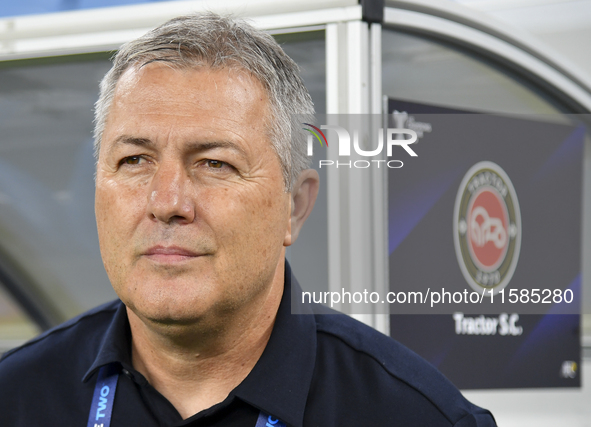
[{"left": 126, "top": 264, "right": 285, "bottom": 419}]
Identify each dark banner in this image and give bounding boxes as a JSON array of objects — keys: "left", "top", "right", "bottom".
[{"left": 387, "top": 99, "right": 583, "bottom": 388}]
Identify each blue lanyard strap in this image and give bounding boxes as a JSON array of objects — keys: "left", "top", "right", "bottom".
[
  {"left": 88, "top": 366, "right": 286, "bottom": 427},
  {"left": 255, "top": 411, "right": 287, "bottom": 427},
  {"left": 87, "top": 365, "right": 120, "bottom": 427}
]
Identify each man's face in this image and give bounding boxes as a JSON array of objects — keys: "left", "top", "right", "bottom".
[{"left": 95, "top": 63, "right": 292, "bottom": 325}]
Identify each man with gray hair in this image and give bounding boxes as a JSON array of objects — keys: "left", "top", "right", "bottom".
[{"left": 0, "top": 13, "right": 495, "bottom": 426}]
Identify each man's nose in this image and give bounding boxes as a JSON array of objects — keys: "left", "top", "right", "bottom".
[{"left": 147, "top": 162, "right": 196, "bottom": 224}]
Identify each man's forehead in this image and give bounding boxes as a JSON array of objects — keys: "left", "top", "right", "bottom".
[
  {"left": 101, "top": 62, "right": 275, "bottom": 158},
  {"left": 108, "top": 62, "right": 272, "bottom": 129},
  {"left": 116, "top": 61, "right": 264, "bottom": 95}
]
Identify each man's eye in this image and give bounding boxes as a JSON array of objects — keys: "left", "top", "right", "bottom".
[
  {"left": 121, "top": 156, "right": 143, "bottom": 165},
  {"left": 207, "top": 160, "right": 225, "bottom": 169}
]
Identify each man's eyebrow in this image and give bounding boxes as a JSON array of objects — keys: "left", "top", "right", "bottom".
[
  {"left": 187, "top": 140, "right": 248, "bottom": 158},
  {"left": 112, "top": 135, "right": 154, "bottom": 149},
  {"left": 111, "top": 136, "right": 248, "bottom": 157}
]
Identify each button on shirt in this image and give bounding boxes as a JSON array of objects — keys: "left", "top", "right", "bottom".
[{"left": 0, "top": 263, "right": 496, "bottom": 426}]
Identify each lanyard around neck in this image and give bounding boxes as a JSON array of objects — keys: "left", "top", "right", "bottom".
[
  {"left": 87, "top": 365, "right": 120, "bottom": 427},
  {"left": 87, "top": 365, "right": 287, "bottom": 427}
]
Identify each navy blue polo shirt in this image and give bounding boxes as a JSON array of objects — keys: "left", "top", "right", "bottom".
[{"left": 0, "top": 263, "right": 495, "bottom": 426}]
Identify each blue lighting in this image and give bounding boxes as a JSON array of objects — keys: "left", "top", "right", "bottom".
[{"left": 0, "top": 0, "right": 174, "bottom": 18}]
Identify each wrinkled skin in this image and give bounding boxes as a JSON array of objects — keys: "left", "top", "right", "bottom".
[{"left": 95, "top": 63, "right": 294, "bottom": 332}]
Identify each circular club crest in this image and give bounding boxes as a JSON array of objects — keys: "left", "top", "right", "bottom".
[{"left": 453, "top": 161, "right": 521, "bottom": 294}]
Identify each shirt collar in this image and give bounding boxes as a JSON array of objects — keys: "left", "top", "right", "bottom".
[
  {"left": 232, "top": 261, "right": 317, "bottom": 427},
  {"left": 82, "top": 300, "right": 132, "bottom": 383},
  {"left": 81, "top": 261, "right": 317, "bottom": 427}
]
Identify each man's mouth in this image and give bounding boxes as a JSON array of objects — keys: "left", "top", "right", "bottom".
[{"left": 142, "top": 245, "right": 203, "bottom": 263}]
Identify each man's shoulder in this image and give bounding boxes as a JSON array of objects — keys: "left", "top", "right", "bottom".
[
  {"left": 0, "top": 299, "right": 121, "bottom": 370},
  {"left": 0, "top": 301, "right": 122, "bottom": 425},
  {"left": 314, "top": 310, "right": 442, "bottom": 381},
  {"left": 311, "top": 311, "right": 495, "bottom": 426}
]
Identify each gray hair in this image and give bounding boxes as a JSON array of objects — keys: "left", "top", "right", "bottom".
[{"left": 93, "top": 12, "right": 314, "bottom": 190}]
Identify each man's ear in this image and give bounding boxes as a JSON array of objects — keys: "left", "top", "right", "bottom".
[{"left": 284, "top": 169, "right": 319, "bottom": 247}]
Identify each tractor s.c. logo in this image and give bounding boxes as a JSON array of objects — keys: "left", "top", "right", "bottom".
[{"left": 453, "top": 161, "right": 521, "bottom": 294}]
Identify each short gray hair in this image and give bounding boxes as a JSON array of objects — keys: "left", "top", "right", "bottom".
[{"left": 93, "top": 12, "right": 314, "bottom": 190}]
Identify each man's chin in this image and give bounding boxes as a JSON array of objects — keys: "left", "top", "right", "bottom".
[{"left": 124, "top": 295, "right": 235, "bottom": 329}]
